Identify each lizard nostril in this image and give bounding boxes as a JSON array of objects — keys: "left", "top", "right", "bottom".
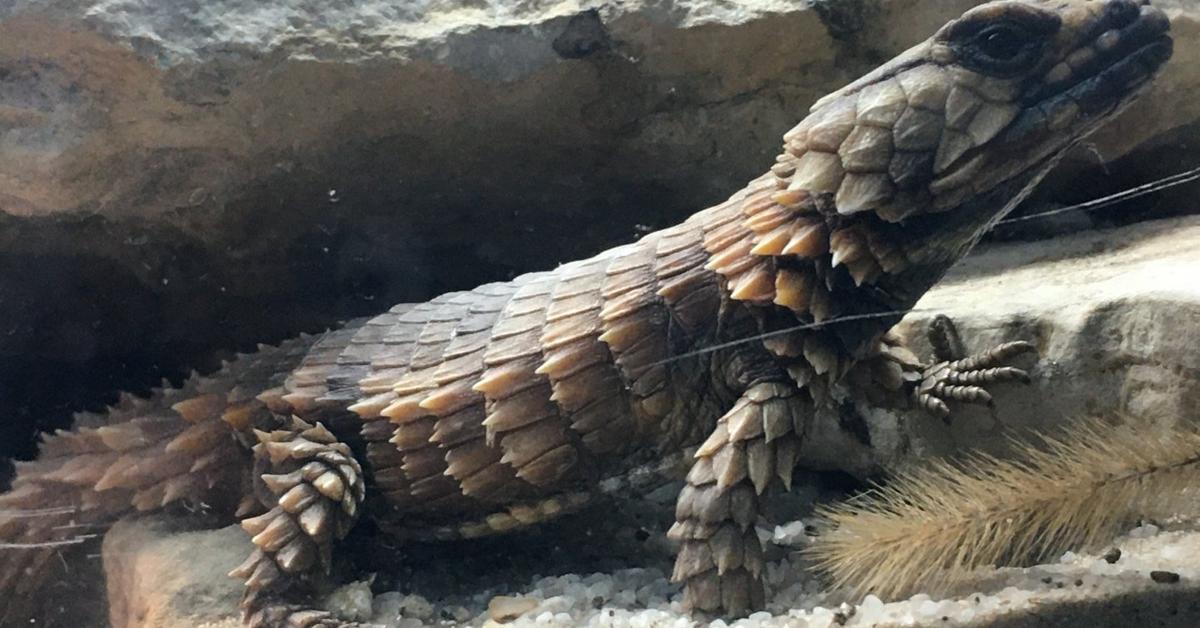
[
  {"left": 1137, "top": 5, "right": 1171, "bottom": 36},
  {"left": 1105, "top": 0, "right": 1141, "bottom": 28}
]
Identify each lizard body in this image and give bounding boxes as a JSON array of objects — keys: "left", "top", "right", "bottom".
[{"left": 0, "top": 1, "right": 1173, "bottom": 625}]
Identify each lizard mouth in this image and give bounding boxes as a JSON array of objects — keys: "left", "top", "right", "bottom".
[{"left": 1025, "top": 3, "right": 1173, "bottom": 115}]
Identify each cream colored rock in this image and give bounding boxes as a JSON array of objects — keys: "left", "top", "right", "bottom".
[
  {"left": 103, "top": 517, "right": 246, "bottom": 628},
  {"left": 487, "top": 595, "right": 539, "bottom": 623},
  {"left": 876, "top": 215, "right": 1200, "bottom": 466}
]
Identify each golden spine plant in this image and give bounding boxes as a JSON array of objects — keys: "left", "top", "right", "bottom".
[{"left": 805, "top": 416, "right": 1200, "bottom": 600}]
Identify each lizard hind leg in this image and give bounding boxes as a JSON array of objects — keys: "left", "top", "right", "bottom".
[
  {"left": 668, "top": 382, "right": 806, "bottom": 616},
  {"left": 230, "top": 415, "right": 366, "bottom": 628}
]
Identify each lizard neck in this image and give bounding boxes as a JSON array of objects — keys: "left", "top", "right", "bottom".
[
  {"left": 691, "top": 152, "right": 1060, "bottom": 369},
  {"left": 591, "top": 155, "right": 1049, "bottom": 454},
  {"left": 693, "top": 172, "right": 913, "bottom": 366}
]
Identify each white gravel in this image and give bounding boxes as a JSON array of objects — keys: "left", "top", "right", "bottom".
[{"left": 327, "top": 522, "right": 1200, "bottom": 628}]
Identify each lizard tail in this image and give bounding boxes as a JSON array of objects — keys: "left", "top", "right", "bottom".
[{"left": 0, "top": 337, "right": 318, "bottom": 622}]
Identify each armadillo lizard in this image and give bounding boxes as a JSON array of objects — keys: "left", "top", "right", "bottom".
[{"left": 0, "top": 1, "right": 1174, "bottom": 626}]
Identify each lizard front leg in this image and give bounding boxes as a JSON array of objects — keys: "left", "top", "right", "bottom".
[
  {"left": 229, "top": 416, "right": 366, "bottom": 628},
  {"left": 862, "top": 316, "right": 1037, "bottom": 421},
  {"left": 668, "top": 381, "right": 807, "bottom": 615},
  {"left": 912, "top": 315, "right": 1037, "bottom": 421}
]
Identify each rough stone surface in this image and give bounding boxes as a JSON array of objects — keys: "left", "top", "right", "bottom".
[
  {"left": 1, "top": 0, "right": 1197, "bottom": 466},
  {"left": 93, "top": 215, "right": 1200, "bottom": 628},
  {"left": 103, "top": 516, "right": 250, "bottom": 628},
  {"left": 885, "top": 215, "right": 1200, "bottom": 465}
]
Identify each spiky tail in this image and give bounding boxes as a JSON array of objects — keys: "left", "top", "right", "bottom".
[{"left": 0, "top": 336, "right": 318, "bottom": 622}]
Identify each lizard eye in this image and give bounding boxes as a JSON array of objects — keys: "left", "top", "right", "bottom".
[
  {"left": 976, "top": 25, "right": 1026, "bottom": 61},
  {"left": 956, "top": 21, "right": 1042, "bottom": 77}
]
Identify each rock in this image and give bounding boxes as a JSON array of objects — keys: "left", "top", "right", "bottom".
[
  {"left": 1, "top": 0, "right": 1197, "bottom": 465},
  {"left": 487, "top": 595, "right": 538, "bottom": 623},
  {"left": 1151, "top": 571, "right": 1182, "bottom": 584},
  {"left": 324, "top": 579, "right": 374, "bottom": 622},
  {"left": 102, "top": 516, "right": 246, "bottom": 628},
  {"left": 865, "top": 215, "right": 1200, "bottom": 470}
]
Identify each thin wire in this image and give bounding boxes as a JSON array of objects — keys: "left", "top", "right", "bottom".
[
  {"left": 0, "top": 535, "right": 97, "bottom": 550},
  {"left": 646, "top": 308, "right": 930, "bottom": 368},
  {"left": 0, "top": 507, "right": 79, "bottom": 518},
  {"left": 998, "top": 165, "right": 1200, "bottom": 225}
]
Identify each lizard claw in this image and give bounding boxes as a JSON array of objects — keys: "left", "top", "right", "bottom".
[{"left": 913, "top": 330, "right": 1037, "bottom": 422}]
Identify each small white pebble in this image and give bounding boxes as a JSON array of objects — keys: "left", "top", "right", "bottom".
[
  {"left": 372, "top": 591, "right": 403, "bottom": 622},
  {"left": 325, "top": 580, "right": 373, "bottom": 622},
  {"left": 1129, "top": 524, "right": 1161, "bottom": 539},
  {"left": 539, "top": 596, "right": 574, "bottom": 614},
  {"left": 772, "top": 520, "right": 809, "bottom": 546},
  {"left": 398, "top": 594, "right": 433, "bottom": 620},
  {"left": 914, "top": 599, "right": 940, "bottom": 619},
  {"left": 614, "top": 590, "right": 637, "bottom": 607},
  {"left": 489, "top": 595, "right": 539, "bottom": 623},
  {"left": 858, "top": 595, "right": 885, "bottom": 623}
]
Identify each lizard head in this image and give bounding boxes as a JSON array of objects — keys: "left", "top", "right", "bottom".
[{"left": 719, "top": 0, "right": 1172, "bottom": 321}]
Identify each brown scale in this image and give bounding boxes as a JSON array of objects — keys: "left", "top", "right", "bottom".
[
  {"left": 476, "top": 255, "right": 635, "bottom": 487},
  {"left": 650, "top": 215, "right": 730, "bottom": 446},
  {"left": 427, "top": 281, "right": 530, "bottom": 503},
  {"left": 379, "top": 291, "right": 480, "bottom": 511},
  {"left": 702, "top": 177, "right": 789, "bottom": 306},
  {"left": 706, "top": 159, "right": 916, "bottom": 351},
  {"left": 539, "top": 249, "right": 639, "bottom": 461},
  {"left": 475, "top": 272, "right": 570, "bottom": 488},
  {"left": 598, "top": 233, "right": 676, "bottom": 440},
  {"left": 353, "top": 300, "right": 456, "bottom": 506},
  {"left": 347, "top": 302, "right": 445, "bottom": 509},
  {"left": 280, "top": 324, "right": 366, "bottom": 414},
  {"left": 276, "top": 311, "right": 421, "bottom": 512},
  {"left": 320, "top": 305, "right": 414, "bottom": 404},
  {"left": 654, "top": 225, "right": 724, "bottom": 341}
]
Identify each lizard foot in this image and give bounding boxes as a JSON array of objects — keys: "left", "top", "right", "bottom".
[
  {"left": 913, "top": 315, "right": 1036, "bottom": 421},
  {"left": 670, "top": 383, "right": 807, "bottom": 616},
  {"left": 231, "top": 415, "right": 366, "bottom": 628}
]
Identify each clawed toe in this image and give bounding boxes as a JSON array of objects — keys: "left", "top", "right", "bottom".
[{"left": 912, "top": 335, "right": 1037, "bottom": 422}]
